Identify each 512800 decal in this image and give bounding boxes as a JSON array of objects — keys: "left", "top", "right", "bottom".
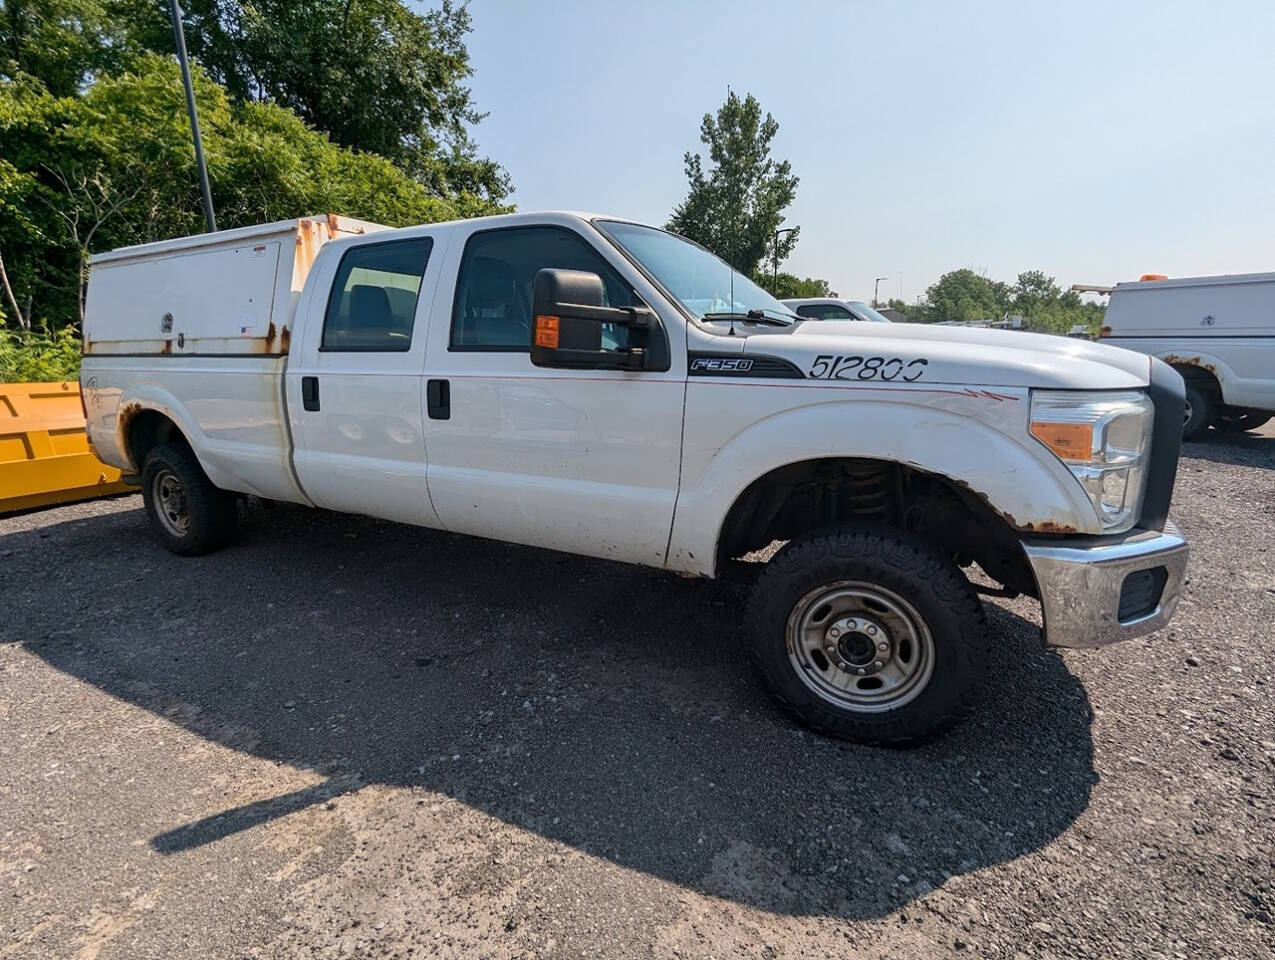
[{"left": 808, "top": 355, "right": 929, "bottom": 381}]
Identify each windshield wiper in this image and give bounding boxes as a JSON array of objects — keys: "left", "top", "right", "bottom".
[{"left": 702, "top": 309, "right": 792, "bottom": 327}]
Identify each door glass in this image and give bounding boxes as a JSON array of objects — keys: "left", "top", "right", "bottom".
[
  {"left": 450, "top": 226, "right": 633, "bottom": 351},
  {"left": 322, "top": 237, "right": 433, "bottom": 351}
]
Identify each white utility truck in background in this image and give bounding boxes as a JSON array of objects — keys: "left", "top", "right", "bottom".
[
  {"left": 1099, "top": 271, "right": 1275, "bottom": 438},
  {"left": 81, "top": 212, "right": 1189, "bottom": 745}
]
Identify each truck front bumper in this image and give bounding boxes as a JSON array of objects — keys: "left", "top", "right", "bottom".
[{"left": 1021, "top": 522, "right": 1189, "bottom": 649}]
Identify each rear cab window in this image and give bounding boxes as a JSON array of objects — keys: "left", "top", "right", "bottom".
[{"left": 322, "top": 237, "right": 433, "bottom": 351}]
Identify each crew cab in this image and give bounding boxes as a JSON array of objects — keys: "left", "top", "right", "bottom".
[{"left": 81, "top": 212, "right": 1189, "bottom": 745}]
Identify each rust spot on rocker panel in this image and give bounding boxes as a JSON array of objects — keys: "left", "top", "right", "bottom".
[{"left": 161, "top": 339, "right": 172, "bottom": 354}]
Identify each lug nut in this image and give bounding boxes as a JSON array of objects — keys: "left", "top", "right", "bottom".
[
  {"left": 829, "top": 628, "right": 841, "bottom": 638},
  {"left": 866, "top": 626, "right": 877, "bottom": 636},
  {"left": 877, "top": 642, "right": 888, "bottom": 652},
  {"left": 874, "top": 660, "right": 884, "bottom": 668},
  {"left": 856, "top": 668, "right": 866, "bottom": 675}
]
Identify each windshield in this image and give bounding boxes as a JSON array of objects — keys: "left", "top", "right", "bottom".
[
  {"left": 849, "top": 301, "right": 893, "bottom": 323},
  {"left": 595, "top": 220, "right": 796, "bottom": 322}
]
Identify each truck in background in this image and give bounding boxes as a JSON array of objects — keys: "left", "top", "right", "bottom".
[{"left": 1097, "top": 272, "right": 1275, "bottom": 438}]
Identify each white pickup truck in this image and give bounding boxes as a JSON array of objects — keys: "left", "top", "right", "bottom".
[{"left": 81, "top": 212, "right": 1189, "bottom": 745}]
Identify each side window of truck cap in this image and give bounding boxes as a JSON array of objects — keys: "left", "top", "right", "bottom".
[
  {"left": 450, "top": 225, "right": 634, "bottom": 352},
  {"left": 321, "top": 236, "right": 433, "bottom": 351}
]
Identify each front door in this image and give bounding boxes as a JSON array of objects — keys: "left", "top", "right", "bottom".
[
  {"left": 422, "top": 222, "right": 686, "bottom": 567},
  {"left": 287, "top": 231, "right": 444, "bottom": 527}
]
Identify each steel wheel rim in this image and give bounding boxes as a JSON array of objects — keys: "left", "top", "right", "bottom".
[
  {"left": 152, "top": 469, "right": 190, "bottom": 537},
  {"left": 785, "top": 580, "right": 935, "bottom": 713},
  {"left": 1182, "top": 398, "right": 1193, "bottom": 426}
]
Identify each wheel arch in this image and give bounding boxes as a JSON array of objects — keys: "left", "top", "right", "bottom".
[{"left": 669, "top": 399, "right": 1099, "bottom": 579}]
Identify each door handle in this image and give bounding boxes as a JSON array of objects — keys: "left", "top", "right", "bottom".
[
  {"left": 426, "top": 379, "right": 450, "bottom": 420},
  {"left": 301, "top": 376, "right": 320, "bottom": 411}
]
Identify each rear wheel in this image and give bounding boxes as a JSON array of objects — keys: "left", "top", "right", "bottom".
[
  {"left": 746, "top": 525, "right": 988, "bottom": 746},
  {"left": 141, "top": 444, "right": 237, "bottom": 556},
  {"left": 1213, "top": 410, "right": 1271, "bottom": 433},
  {"left": 1182, "top": 381, "right": 1215, "bottom": 440}
]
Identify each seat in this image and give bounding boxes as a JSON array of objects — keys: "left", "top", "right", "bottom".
[
  {"left": 348, "top": 284, "right": 394, "bottom": 332},
  {"left": 461, "top": 256, "right": 528, "bottom": 347}
]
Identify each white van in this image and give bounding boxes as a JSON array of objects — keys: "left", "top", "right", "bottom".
[{"left": 1100, "top": 272, "right": 1275, "bottom": 437}]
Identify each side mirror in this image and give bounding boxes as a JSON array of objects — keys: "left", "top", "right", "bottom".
[{"left": 529, "top": 268, "right": 656, "bottom": 370}]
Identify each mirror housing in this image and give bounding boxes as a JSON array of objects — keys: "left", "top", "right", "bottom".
[{"left": 529, "top": 268, "right": 659, "bottom": 370}]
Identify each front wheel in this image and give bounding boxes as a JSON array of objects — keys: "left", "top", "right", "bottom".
[{"left": 745, "top": 525, "right": 988, "bottom": 746}]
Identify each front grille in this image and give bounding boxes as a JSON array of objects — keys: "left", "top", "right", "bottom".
[{"left": 1118, "top": 567, "right": 1168, "bottom": 622}]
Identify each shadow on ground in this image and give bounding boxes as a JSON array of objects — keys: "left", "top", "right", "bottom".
[
  {"left": 1182, "top": 429, "right": 1275, "bottom": 469},
  {"left": 10, "top": 502, "right": 1097, "bottom": 919}
]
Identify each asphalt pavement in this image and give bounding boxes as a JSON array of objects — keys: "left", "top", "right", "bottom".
[{"left": 2, "top": 429, "right": 1272, "bottom": 959}]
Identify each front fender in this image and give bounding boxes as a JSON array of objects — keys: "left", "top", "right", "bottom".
[{"left": 668, "top": 395, "right": 1099, "bottom": 577}]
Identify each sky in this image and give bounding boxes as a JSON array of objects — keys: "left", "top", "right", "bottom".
[{"left": 461, "top": 0, "right": 1275, "bottom": 304}]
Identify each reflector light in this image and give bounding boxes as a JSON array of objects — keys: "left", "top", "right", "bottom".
[
  {"left": 534, "top": 315, "right": 559, "bottom": 348},
  {"left": 1029, "top": 421, "right": 1094, "bottom": 462}
]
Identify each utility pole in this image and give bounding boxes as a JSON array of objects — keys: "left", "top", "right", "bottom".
[
  {"left": 772, "top": 227, "right": 797, "bottom": 296},
  {"left": 874, "top": 276, "right": 888, "bottom": 307},
  {"left": 169, "top": 0, "right": 216, "bottom": 233}
]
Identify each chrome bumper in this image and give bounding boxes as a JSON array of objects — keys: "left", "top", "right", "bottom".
[{"left": 1021, "top": 522, "right": 1189, "bottom": 649}]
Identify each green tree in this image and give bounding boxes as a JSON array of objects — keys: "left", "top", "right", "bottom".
[
  {"left": 0, "top": 0, "right": 115, "bottom": 96},
  {"left": 667, "top": 91, "right": 799, "bottom": 275},
  {"left": 755, "top": 271, "right": 836, "bottom": 299},
  {"left": 108, "top": 0, "right": 510, "bottom": 206},
  {"left": 914, "top": 269, "right": 1011, "bottom": 324},
  {"left": 0, "top": 54, "right": 475, "bottom": 334}
]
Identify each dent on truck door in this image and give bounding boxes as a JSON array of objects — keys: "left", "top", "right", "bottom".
[
  {"left": 286, "top": 234, "right": 444, "bottom": 527},
  {"left": 421, "top": 224, "right": 685, "bottom": 566}
]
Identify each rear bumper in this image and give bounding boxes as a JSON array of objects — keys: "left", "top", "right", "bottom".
[{"left": 1021, "top": 522, "right": 1189, "bottom": 649}]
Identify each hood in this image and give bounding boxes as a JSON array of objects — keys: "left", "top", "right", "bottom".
[{"left": 743, "top": 321, "right": 1150, "bottom": 389}]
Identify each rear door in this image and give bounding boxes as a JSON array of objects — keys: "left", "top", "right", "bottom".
[
  {"left": 286, "top": 231, "right": 445, "bottom": 526},
  {"left": 420, "top": 221, "right": 686, "bottom": 567}
]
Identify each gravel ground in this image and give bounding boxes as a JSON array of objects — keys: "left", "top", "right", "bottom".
[{"left": 2, "top": 430, "right": 1272, "bottom": 959}]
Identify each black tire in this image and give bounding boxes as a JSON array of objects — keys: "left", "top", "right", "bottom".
[
  {"left": 1182, "top": 381, "right": 1214, "bottom": 440},
  {"left": 745, "top": 524, "right": 988, "bottom": 746},
  {"left": 1212, "top": 410, "right": 1271, "bottom": 433},
  {"left": 141, "top": 444, "right": 238, "bottom": 556}
]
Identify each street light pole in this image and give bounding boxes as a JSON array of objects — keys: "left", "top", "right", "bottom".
[
  {"left": 169, "top": 0, "right": 216, "bottom": 233},
  {"left": 772, "top": 227, "right": 797, "bottom": 296},
  {"left": 874, "top": 276, "right": 888, "bottom": 307}
]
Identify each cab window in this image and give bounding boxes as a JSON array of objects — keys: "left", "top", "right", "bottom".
[
  {"left": 322, "top": 237, "right": 433, "bottom": 351},
  {"left": 450, "top": 225, "right": 634, "bottom": 351}
]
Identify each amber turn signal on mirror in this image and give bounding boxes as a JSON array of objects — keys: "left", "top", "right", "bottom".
[{"left": 534, "top": 315, "right": 560, "bottom": 348}]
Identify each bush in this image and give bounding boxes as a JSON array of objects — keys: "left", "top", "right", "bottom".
[{"left": 0, "top": 327, "right": 81, "bottom": 382}]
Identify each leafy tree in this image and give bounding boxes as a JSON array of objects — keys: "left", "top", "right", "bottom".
[
  {"left": 755, "top": 270, "right": 836, "bottom": 299},
  {"left": 668, "top": 91, "right": 799, "bottom": 276},
  {"left": 0, "top": 0, "right": 115, "bottom": 96},
  {"left": 0, "top": 54, "right": 474, "bottom": 335},
  {"left": 913, "top": 268, "right": 1011, "bottom": 325},
  {"left": 108, "top": 0, "right": 510, "bottom": 205}
]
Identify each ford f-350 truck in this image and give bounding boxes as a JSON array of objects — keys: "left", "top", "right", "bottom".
[{"left": 81, "top": 212, "right": 1189, "bottom": 745}]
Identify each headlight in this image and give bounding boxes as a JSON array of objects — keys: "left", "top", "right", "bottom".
[{"left": 1029, "top": 390, "right": 1153, "bottom": 532}]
